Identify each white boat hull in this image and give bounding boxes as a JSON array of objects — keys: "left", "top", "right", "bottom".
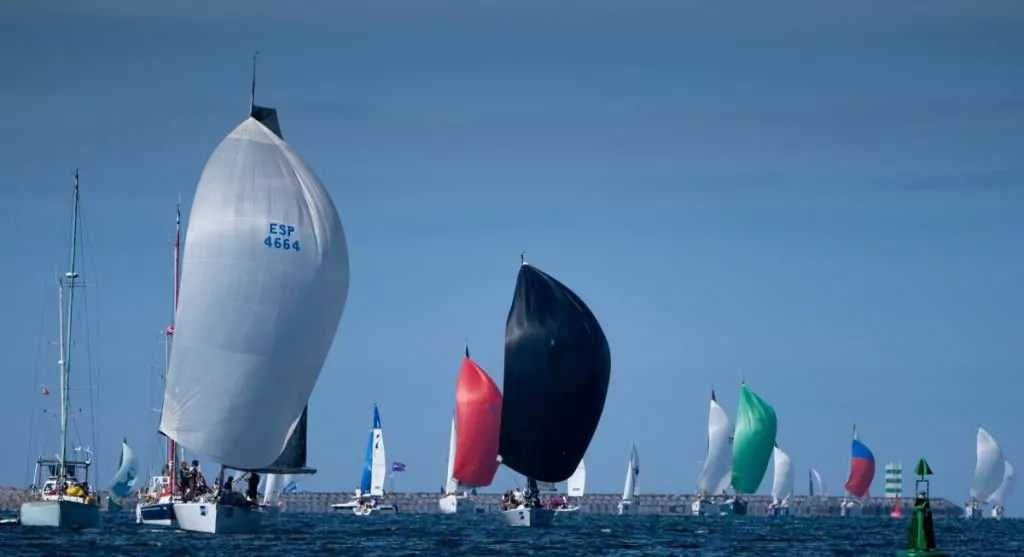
[
  {"left": 964, "top": 503, "right": 983, "bottom": 519},
  {"left": 135, "top": 500, "right": 178, "bottom": 527},
  {"left": 691, "top": 499, "right": 715, "bottom": 516},
  {"left": 840, "top": 503, "right": 861, "bottom": 517},
  {"left": 20, "top": 500, "right": 100, "bottom": 529},
  {"left": 991, "top": 505, "right": 1004, "bottom": 519},
  {"left": 438, "top": 495, "right": 474, "bottom": 514},
  {"left": 173, "top": 503, "right": 263, "bottom": 534},
  {"left": 617, "top": 500, "right": 633, "bottom": 515},
  {"left": 768, "top": 505, "right": 791, "bottom": 517},
  {"left": 554, "top": 505, "right": 580, "bottom": 513},
  {"left": 501, "top": 507, "right": 556, "bottom": 527},
  {"left": 353, "top": 504, "right": 398, "bottom": 516}
]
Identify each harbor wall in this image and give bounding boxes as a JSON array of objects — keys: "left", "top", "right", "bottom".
[{"left": 0, "top": 487, "right": 963, "bottom": 517}]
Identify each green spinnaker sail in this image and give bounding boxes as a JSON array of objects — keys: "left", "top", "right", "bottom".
[{"left": 731, "top": 384, "right": 778, "bottom": 494}]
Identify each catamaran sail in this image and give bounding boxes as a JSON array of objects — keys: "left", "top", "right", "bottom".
[
  {"left": 768, "top": 443, "right": 793, "bottom": 515},
  {"left": 988, "top": 460, "right": 1015, "bottom": 519},
  {"left": 109, "top": 438, "right": 139, "bottom": 504},
  {"left": 334, "top": 405, "right": 397, "bottom": 516},
  {"left": 158, "top": 72, "right": 350, "bottom": 533},
  {"left": 498, "top": 257, "right": 611, "bottom": 527},
  {"left": 440, "top": 346, "right": 503, "bottom": 514},
  {"left": 966, "top": 426, "right": 1005, "bottom": 518},
  {"left": 697, "top": 390, "right": 733, "bottom": 495},
  {"left": 618, "top": 443, "right": 640, "bottom": 515}
]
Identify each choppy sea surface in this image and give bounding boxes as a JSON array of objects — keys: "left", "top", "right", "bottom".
[{"left": 1, "top": 511, "right": 1022, "bottom": 556}]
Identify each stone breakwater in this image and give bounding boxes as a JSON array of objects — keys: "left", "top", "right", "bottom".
[{"left": 0, "top": 487, "right": 962, "bottom": 517}]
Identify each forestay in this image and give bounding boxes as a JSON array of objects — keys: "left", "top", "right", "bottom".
[{"left": 159, "top": 117, "right": 350, "bottom": 470}]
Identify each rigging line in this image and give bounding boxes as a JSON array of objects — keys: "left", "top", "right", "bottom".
[
  {"left": 79, "top": 202, "right": 101, "bottom": 479},
  {"left": 24, "top": 277, "right": 53, "bottom": 488}
]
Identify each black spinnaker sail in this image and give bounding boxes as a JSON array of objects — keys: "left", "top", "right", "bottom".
[{"left": 498, "top": 259, "right": 611, "bottom": 483}]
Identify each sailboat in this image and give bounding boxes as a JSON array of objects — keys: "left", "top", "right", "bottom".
[
  {"left": 158, "top": 59, "right": 351, "bottom": 534},
  {"left": 497, "top": 256, "right": 611, "bottom": 527},
  {"left": 840, "top": 425, "right": 875, "bottom": 517},
  {"left": 553, "top": 460, "right": 586, "bottom": 513},
  {"left": 439, "top": 345, "right": 503, "bottom": 514},
  {"left": 965, "top": 426, "right": 1005, "bottom": 519},
  {"left": 721, "top": 383, "right": 777, "bottom": 516},
  {"left": 20, "top": 171, "right": 102, "bottom": 529},
  {"left": 331, "top": 405, "right": 398, "bottom": 515},
  {"left": 693, "top": 389, "right": 732, "bottom": 516},
  {"left": 988, "top": 460, "right": 1014, "bottom": 519},
  {"left": 136, "top": 202, "right": 186, "bottom": 528},
  {"left": 107, "top": 438, "right": 139, "bottom": 511},
  {"left": 767, "top": 443, "right": 793, "bottom": 516},
  {"left": 616, "top": 443, "right": 641, "bottom": 515},
  {"left": 809, "top": 467, "right": 827, "bottom": 498}
]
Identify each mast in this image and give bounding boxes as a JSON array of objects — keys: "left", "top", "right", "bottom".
[
  {"left": 168, "top": 199, "right": 182, "bottom": 493},
  {"left": 58, "top": 169, "right": 82, "bottom": 494}
]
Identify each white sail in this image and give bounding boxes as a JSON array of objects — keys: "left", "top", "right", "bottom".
[
  {"left": 970, "top": 427, "right": 1005, "bottom": 502},
  {"left": 567, "top": 460, "right": 586, "bottom": 497},
  {"left": 370, "top": 427, "right": 387, "bottom": 496},
  {"left": 159, "top": 117, "right": 350, "bottom": 470},
  {"left": 715, "top": 468, "right": 732, "bottom": 495},
  {"left": 811, "top": 467, "right": 828, "bottom": 497},
  {"left": 622, "top": 443, "right": 639, "bottom": 502},
  {"left": 988, "top": 460, "right": 1015, "bottom": 506},
  {"left": 770, "top": 445, "right": 794, "bottom": 502},
  {"left": 262, "top": 473, "right": 283, "bottom": 506},
  {"left": 444, "top": 417, "right": 459, "bottom": 494},
  {"left": 697, "top": 393, "right": 733, "bottom": 493}
]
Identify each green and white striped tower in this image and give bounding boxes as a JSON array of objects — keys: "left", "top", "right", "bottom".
[{"left": 886, "top": 462, "right": 904, "bottom": 500}]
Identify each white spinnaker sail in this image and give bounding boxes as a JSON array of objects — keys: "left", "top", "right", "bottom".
[
  {"left": 370, "top": 427, "right": 387, "bottom": 496},
  {"left": 697, "top": 393, "right": 733, "bottom": 493},
  {"left": 622, "top": 442, "right": 639, "bottom": 501},
  {"left": 771, "top": 445, "right": 794, "bottom": 502},
  {"left": 159, "top": 117, "right": 350, "bottom": 470},
  {"left": 567, "top": 460, "right": 586, "bottom": 497},
  {"left": 811, "top": 467, "right": 828, "bottom": 497},
  {"left": 988, "top": 460, "right": 1015, "bottom": 506},
  {"left": 444, "top": 417, "right": 459, "bottom": 494},
  {"left": 970, "top": 427, "right": 1006, "bottom": 502}
]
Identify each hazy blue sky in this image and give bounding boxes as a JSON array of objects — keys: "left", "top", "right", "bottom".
[{"left": 1, "top": 0, "right": 1021, "bottom": 510}]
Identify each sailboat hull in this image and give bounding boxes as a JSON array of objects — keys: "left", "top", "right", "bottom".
[
  {"left": 353, "top": 504, "right": 398, "bottom": 516},
  {"left": 554, "top": 506, "right": 580, "bottom": 513},
  {"left": 691, "top": 499, "right": 715, "bottom": 516},
  {"left": 991, "top": 505, "right": 1004, "bottom": 519},
  {"left": 840, "top": 502, "right": 862, "bottom": 517},
  {"left": 501, "top": 507, "right": 555, "bottom": 527},
  {"left": 20, "top": 500, "right": 100, "bottom": 529},
  {"left": 135, "top": 501, "right": 177, "bottom": 527},
  {"left": 438, "top": 495, "right": 474, "bottom": 514},
  {"left": 719, "top": 498, "right": 747, "bottom": 516},
  {"left": 617, "top": 501, "right": 633, "bottom": 515},
  {"left": 173, "top": 502, "right": 263, "bottom": 534},
  {"left": 767, "top": 505, "right": 791, "bottom": 517}
]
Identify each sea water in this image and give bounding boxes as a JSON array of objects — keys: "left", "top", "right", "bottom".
[{"left": 1, "top": 511, "right": 1022, "bottom": 556}]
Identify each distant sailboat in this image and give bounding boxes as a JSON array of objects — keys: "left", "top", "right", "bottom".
[
  {"left": 618, "top": 443, "right": 641, "bottom": 515},
  {"left": 439, "top": 345, "right": 502, "bottom": 514},
  {"left": 332, "top": 406, "right": 398, "bottom": 515},
  {"left": 260, "top": 473, "right": 297, "bottom": 513},
  {"left": 840, "top": 425, "right": 875, "bottom": 517},
  {"left": 809, "top": 467, "right": 827, "bottom": 498},
  {"left": 693, "top": 389, "right": 732, "bottom": 516},
  {"left": 554, "top": 460, "right": 586, "bottom": 513},
  {"left": 107, "top": 439, "right": 139, "bottom": 511},
  {"left": 20, "top": 172, "right": 102, "bottom": 529},
  {"left": 767, "top": 443, "right": 793, "bottom": 516},
  {"left": 497, "top": 256, "right": 611, "bottom": 527},
  {"left": 965, "top": 426, "right": 1005, "bottom": 519},
  {"left": 988, "top": 460, "right": 1015, "bottom": 519},
  {"left": 722, "top": 383, "right": 777, "bottom": 516},
  {"left": 158, "top": 58, "right": 351, "bottom": 534}
]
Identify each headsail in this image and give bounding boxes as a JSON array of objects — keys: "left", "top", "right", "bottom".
[
  {"left": 158, "top": 110, "right": 350, "bottom": 470},
  {"left": 108, "top": 438, "right": 138, "bottom": 499},
  {"left": 731, "top": 384, "right": 777, "bottom": 494},
  {"left": 567, "top": 459, "right": 586, "bottom": 497},
  {"left": 810, "top": 467, "right": 827, "bottom": 497},
  {"left": 622, "top": 442, "right": 640, "bottom": 501},
  {"left": 844, "top": 425, "right": 875, "bottom": 498},
  {"left": 444, "top": 417, "right": 459, "bottom": 494},
  {"left": 988, "top": 460, "right": 1015, "bottom": 506},
  {"left": 499, "top": 260, "right": 611, "bottom": 483},
  {"left": 452, "top": 347, "right": 503, "bottom": 488},
  {"left": 970, "top": 427, "right": 1005, "bottom": 502},
  {"left": 770, "top": 443, "right": 793, "bottom": 503},
  {"left": 697, "top": 389, "right": 733, "bottom": 494}
]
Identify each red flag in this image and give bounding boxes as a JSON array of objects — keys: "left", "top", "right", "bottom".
[
  {"left": 166, "top": 325, "right": 175, "bottom": 336},
  {"left": 42, "top": 387, "right": 50, "bottom": 396}
]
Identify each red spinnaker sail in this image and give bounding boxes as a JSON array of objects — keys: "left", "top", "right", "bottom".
[{"left": 453, "top": 356, "right": 502, "bottom": 487}]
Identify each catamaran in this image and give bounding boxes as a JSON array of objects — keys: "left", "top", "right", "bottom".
[
  {"left": 439, "top": 345, "right": 502, "bottom": 515},
  {"left": 20, "top": 171, "right": 102, "bottom": 529},
  {"left": 722, "top": 383, "right": 776, "bottom": 516},
  {"left": 767, "top": 443, "right": 793, "bottom": 516},
  {"left": 840, "top": 425, "right": 875, "bottom": 517},
  {"left": 988, "top": 460, "right": 1014, "bottom": 519},
  {"left": 332, "top": 405, "right": 398, "bottom": 516},
  {"left": 965, "top": 426, "right": 1005, "bottom": 519},
  {"left": 618, "top": 443, "right": 640, "bottom": 515},
  {"left": 693, "top": 390, "right": 732, "bottom": 516},
  {"left": 497, "top": 255, "right": 611, "bottom": 527},
  {"left": 157, "top": 58, "right": 350, "bottom": 534}
]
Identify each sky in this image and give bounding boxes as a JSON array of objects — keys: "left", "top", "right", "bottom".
[{"left": 1, "top": 0, "right": 1022, "bottom": 511}]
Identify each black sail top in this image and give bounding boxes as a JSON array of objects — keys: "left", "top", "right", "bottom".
[{"left": 499, "top": 261, "right": 611, "bottom": 483}]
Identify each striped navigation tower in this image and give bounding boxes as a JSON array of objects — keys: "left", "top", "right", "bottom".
[{"left": 886, "top": 461, "right": 904, "bottom": 518}]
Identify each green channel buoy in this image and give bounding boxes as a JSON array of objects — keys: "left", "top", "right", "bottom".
[{"left": 896, "top": 458, "right": 947, "bottom": 557}]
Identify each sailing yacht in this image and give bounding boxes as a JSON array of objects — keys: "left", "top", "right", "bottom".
[
  {"left": 439, "top": 346, "right": 503, "bottom": 515},
  {"left": 618, "top": 443, "right": 640, "bottom": 515},
  {"left": 693, "top": 390, "right": 732, "bottom": 516},
  {"left": 553, "top": 460, "right": 586, "bottom": 513},
  {"left": 840, "top": 425, "right": 875, "bottom": 517},
  {"left": 20, "top": 172, "right": 102, "bottom": 529},
  {"left": 497, "top": 256, "right": 611, "bottom": 527},
  {"left": 107, "top": 439, "right": 139, "bottom": 510},
  {"left": 260, "top": 474, "right": 296, "bottom": 513},
  {"left": 158, "top": 59, "right": 350, "bottom": 534},
  {"left": 988, "top": 460, "right": 1014, "bottom": 519},
  {"left": 965, "top": 426, "right": 1005, "bottom": 519},
  {"left": 332, "top": 405, "right": 398, "bottom": 516},
  {"left": 721, "top": 383, "right": 777, "bottom": 516},
  {"left": 767, "top": 443, "right": 793, "bottom": 516}
]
